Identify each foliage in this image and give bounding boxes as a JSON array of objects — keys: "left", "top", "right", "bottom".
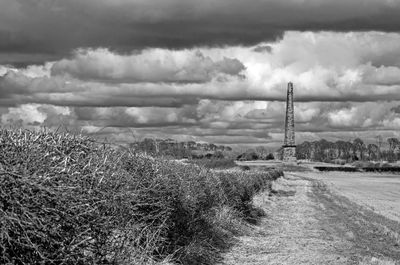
[
  {"left": 236, "top": 151, "right": 259, "bottom": 161},
  {"left": 0, "top": 129, "right": 282, "bottom": 265},
  {"left": 265, "top": 153, "right": 275, "bottom": 160},
  {"left": 296, "top": 137, "right": 400, "bottom": 162},
  {"left": 236, "top": 147, "right": 274, "bottom": 161},
  {"left": 130, "top": 138, "right": 233, "bottom": 159},
  {"left": 188, "top": 158, "right": 237, "bottom": 169}
]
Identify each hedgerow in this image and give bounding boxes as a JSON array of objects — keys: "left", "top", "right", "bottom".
[
  {"left": 0, "top": 129, "right": 282, "bottom": 264},
  {"left": 187, "top": 158, "right": 237, "bottom": 169}
]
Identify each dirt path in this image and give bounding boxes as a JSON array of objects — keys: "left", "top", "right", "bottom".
[{"left": 221, "top": 173, "right": 400, "bottom": 265}]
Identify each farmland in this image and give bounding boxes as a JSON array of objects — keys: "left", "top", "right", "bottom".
[
  {"left": 306, "top": 172, "right": 400, "bottom": 223},
  {"left": 221, "top": 163, "right": 400, "bottom": 264},
  {"left": 2, "top": 129, "right": 400, "bottom": 264}
]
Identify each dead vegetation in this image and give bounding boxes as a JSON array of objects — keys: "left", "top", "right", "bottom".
[{"left": 0, "top": 128, "right": 282, "bottom": 264}]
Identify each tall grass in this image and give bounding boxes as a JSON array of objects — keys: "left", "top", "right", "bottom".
[{"left": 0, "top": 129, "right": 282, "bottom": 264}]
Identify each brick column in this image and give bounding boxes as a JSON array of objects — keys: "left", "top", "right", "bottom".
[{"left": 283, "top": 82, "right": 296, "bottom": 163}]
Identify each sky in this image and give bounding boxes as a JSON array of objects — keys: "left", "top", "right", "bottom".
[{"left": 1, "top": 0, "right": 400, "bottom": 149}]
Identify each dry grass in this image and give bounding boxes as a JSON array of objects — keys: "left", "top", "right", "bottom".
[
  {"left": 305, "top": 172, "right": 400, "bottom": 223},
  {"left": 0, "top": 128, "right": 282, "bottom": 264},
  {"left": 222, "top": 173, "right": 400, "bottom": 264},
  {"left": 359, "top": 257, "right": 397, "bottom": 265}
]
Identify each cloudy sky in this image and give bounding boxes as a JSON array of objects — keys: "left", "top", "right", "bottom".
[{"left": 1, "top": 0, "right": 400, "bottom": 149}]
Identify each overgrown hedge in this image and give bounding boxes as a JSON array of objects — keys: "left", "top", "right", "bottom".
[
  {"left": 0, "top": 129, "right": 282, "bottom": 265},
  {"left": 187, "top": 158, "right": 237, "bottom": 169},
  {"left": 314, "top": 166, "right": 360, "bottom": 172},
  {"left": 315, "top": 165, "right": 400, "bottom": 173}
]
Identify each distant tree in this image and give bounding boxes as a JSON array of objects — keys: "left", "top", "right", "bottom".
[
  {"left": 367, "top": 144, "right": 379, "bottom": 161},
  {"left": 236, "top": 150, "right": 259, "bottom": 161},
  {"left": 265, "top": 153, "right": 274, "bottom": 160},
  {"left": 255, "top": 146, "right": 268, "bottom": 159},
  {"left": 187, "top": 141, "right": 196, "bottom": 150},
  {"left": 353, "top": 138, "right": 366, "bottom": 160},
  {"left": 246, "top": 152, "right": 259, "bottom": 160},
  {"left": 336, "top": 140, "right": 353, "bottom": 161},
  {"left": 139, "top": 138, "right": 158, "bottom": 154},
  {"left": 209, "top": 144, "right": 217, "bottom": 151},
  {"left": 205, "top": 153, "right": 213, "bottom": 159},
  {"left": 213, "top": 151, "right": 224, "bottom": 159},
  {"left": 313, "top": 139, "right": 331, "bottom": 161},
  {"left": 387, "top": 138, "right": 399, "bottom": 152},
  {"left": 376, "top": 135, "right": 383, "bottom": 160},
  {"left": 296, "top": 141, "right": 312, "bottom": 160}
]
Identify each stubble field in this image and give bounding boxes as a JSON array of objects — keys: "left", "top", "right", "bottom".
[
  {"left": 305, "top": 171, "right": 400, "bottom": 223},
  {"left": 222, "top": 162, "right": 400, "bottom": 264}
]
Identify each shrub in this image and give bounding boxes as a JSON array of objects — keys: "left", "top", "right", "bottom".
[
  {"left": 265, "top": 153, "right": 274, "bottom": 160},
  {"left": 352, "top": 161, "right": 376, "bottom": 168},
  {"left": 240, "top": 165, "right": 251, "bottom": 171},
  {"left": 188, "top": 158, "right": 237, "bottom": 169},
  {"left": 314, "top": 166, "right": 359, "bottom": 172},
  {"left": 0, "top": 129, "right": 282, "bottom": 265},
  {"left": 332, "top": 159, "right": 346, "bottom": 165}
]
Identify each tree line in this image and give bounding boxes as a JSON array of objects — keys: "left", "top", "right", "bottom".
[
  {"left": 296, "top": 137, "right": 400, "bottom": 162},
  {"left": 130, "top": 138, "right": 233, "bottom": 159}
]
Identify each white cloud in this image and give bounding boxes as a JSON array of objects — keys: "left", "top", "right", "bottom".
[
  {"left": 1, "top": 104, "right": 70, "bottom": 126},
  {"left": 3, "top": 31, "right": 400, "bottom": 146}
]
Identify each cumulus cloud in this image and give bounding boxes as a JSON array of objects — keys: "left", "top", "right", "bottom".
[
  {"left": 51, "top": 48, "right": 245, "bottom": 83},
  {"left": 1, "top": 104, "right": 72, "bottom": 127},
  {"left": 2, "top": 31, "right": 400, "bottom": 108},
  {"left": 73, "top": 106, "right": 197, "bottom": 128},
  {"left": 2, "top": 31, "right": 400, "bottom": 146}
]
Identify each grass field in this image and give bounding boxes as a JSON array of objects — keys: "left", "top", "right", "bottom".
[
  {"left": 306, "top": 172, "right": 400, "bottom": 223},
  {"left": 221, "top": 161, "right": 400, "bottom": 264},
  {"left": 221, "top": 172, "right": 400, "bottom": 264},
  {"left": 237, "top": 161, "right": 400, "bottom": 223}
]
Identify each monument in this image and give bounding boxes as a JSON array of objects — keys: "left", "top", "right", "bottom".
[{"left": 282, "top": 82, "right": 296, "bottom": 163}]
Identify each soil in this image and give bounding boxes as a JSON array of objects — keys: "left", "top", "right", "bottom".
[{"left": 220, "top": 173, "right": 400, "bottom": 265}]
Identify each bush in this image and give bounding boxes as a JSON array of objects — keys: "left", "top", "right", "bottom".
[
  {"left": 188, "top": 158, "right": 237, "bottom": 169},
  {"left": 265, "top": 153, "right": 274, "bottom": 160},
  {"left": 240, "top": 165, "right": 251, "bottom": 171},
  {"left": 332, "top": 159, "right": 346, "bottom": 165},
  {"left": 236, "top": 151, "right": 259, "bottom": 161},
  {"left": 0, "top": 129, "right": 282, "bottom": 265},
  {"left": 314, "top": 166, "right": 359, "bottom": 172},
  {"left": 352, "top": 161, "right": 376, "bottom": 168}
]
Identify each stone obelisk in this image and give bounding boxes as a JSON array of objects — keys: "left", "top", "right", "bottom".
[{"left": 283, "top": 82, "right": 296, "bottom": 163}]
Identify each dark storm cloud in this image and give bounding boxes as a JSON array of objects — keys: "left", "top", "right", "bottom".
[
  {"left": 253, "top": 45, "right": 272, "bottom": 53},
  {"left": 51, "top": 48, "right": 245, "bottom": 83},
  {"left": 1, "top": 0, "right": 400, "bottom": 62}
]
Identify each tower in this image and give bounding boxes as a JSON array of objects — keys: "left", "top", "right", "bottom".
[{"left": 283, "top": 82, "right": 296, "bottom": 163}]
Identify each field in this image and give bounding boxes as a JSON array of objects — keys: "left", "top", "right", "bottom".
[
  {"left": 3, "top": 132, "right": 400, "bottom": 265},
  {"left": 221, "top": 161, "right": 400, "bottom": 264},
  {"left": 306, "top": 172, "right": 400, "bottom": 223}
]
